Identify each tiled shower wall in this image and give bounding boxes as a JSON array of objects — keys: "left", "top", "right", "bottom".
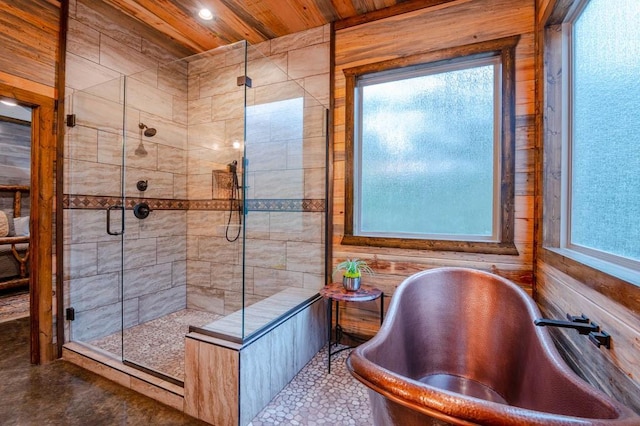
[
  {"left": 64, "top": 0, "right": 330, "bottom": 342},
  {"left": 184, "top": 27, "right": 330, "bottom": 317},
  {"left": 63, "top": 0, "right": 190, "bottom": 342}
]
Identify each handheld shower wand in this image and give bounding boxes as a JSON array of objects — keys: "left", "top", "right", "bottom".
[{"left": 225, "top": 160, "right": 242, "bottom": 242}]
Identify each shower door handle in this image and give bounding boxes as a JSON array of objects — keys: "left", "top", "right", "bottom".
[{"left": 106, "top": 205, "right": 125, "bottom": 236}]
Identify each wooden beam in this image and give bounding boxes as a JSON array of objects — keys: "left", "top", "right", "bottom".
[
  {"left": 335, "top": 0, "right": 460, "bottom": 29},
  {"left": 0, "top": 72, "right": 56, "bottom": 99}
]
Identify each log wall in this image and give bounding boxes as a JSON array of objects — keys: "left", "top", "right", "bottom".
[{"left": 332, "top": 0, "right": 536, "bottom": 336}]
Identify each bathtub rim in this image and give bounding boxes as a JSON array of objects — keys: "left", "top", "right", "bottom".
[{"left": 347, "top": 267, "right": 640, "bottom": 425}]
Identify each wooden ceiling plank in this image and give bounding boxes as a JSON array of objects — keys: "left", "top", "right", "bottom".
[
  {"left": 101, "top": 0, "right": 226, "bottom": 52},
  {"left": 132, "top": 0, "right": 238, "bottom": 48},
  {"left": 237, "top": 0, "right": 301, "bottom": 36},
  {"left": 330, "top": 0, "right": 360, "bottom": 18},
  {"left": 206, "top": 0, "right": 275, "bottom": 44}
]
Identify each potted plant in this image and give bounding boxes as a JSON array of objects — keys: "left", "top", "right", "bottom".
[{"left": 334, "top": 258, "right": 374, "bottom": 291}]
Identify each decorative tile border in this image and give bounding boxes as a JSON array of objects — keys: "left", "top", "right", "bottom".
[
  {"left": 63, "top": 195, "right": 325, "bottom": 212},
  {"left": 247, "top": 199, "right": 325, "bottom": 212}
]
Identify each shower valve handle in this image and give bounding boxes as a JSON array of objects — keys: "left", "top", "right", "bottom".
[{"left": 133, "top": 202, "right": 151, "bottom": 219}]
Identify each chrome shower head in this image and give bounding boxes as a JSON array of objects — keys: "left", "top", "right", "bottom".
[{"left": 138, "top": 122, "right": 157, "bottom": 137}]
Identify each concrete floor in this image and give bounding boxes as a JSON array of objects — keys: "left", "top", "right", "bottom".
[
  {"left": 0, "top": 317, "right": 206, "bottom": 426},
  {"left": 0, "top": 302, "right": 373, "bottom": 425}
]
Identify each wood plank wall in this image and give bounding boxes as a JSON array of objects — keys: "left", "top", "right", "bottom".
[
  {"left": 535, "top": 0, "right": 640, "bottom": 413},
  {"left": 0, "top": 0, "right": 60, "bottom": 97},
  {"left": 332, "top": 0, "right": 536, "bottom": 336}
]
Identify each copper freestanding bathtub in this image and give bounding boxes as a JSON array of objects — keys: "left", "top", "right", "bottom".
[{"left": 347, "top": 267, "right": 639, "bottom": 425}]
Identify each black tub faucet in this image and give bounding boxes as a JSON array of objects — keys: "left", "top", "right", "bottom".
[
  {"left": 534, "top": 317, "right": 599, "bottom": 335},
  {"left": 534, "top": 313, "right": 611, "bottom": 349}
]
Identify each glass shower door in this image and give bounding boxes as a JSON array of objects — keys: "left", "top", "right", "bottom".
[
  {"left": 119, "top": 61, "right": 191, "bottom": 382},
  {"left": 65, "top": 77, "right": 126, "bottom": 359}
]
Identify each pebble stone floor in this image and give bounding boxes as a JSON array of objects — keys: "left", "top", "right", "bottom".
[{"left": 250, "top": 344, "right": 374, "bottom": 425}]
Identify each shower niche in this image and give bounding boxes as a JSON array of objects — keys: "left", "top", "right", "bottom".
[{"left": 63, "top": 40, "right": 328, "bottom": 422}]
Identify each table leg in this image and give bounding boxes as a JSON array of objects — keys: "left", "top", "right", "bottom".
[
  {"left": 335, "top": 299, "right": 340, "bottom": 343},
  {"left": 380, "top": 293, "right": 384, "bottom": 325},
  {"left": 327, "top": 297, "right": 333, "bottom": 374}
]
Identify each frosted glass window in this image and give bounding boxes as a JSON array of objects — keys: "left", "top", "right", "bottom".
[
  {"left": 569, "top": 0, "right": 640, "bottom": 264},
  {"left": 355, "top": 59, "right": 499, "bottom": 240}
]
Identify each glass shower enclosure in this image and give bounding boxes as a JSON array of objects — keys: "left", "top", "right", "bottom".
[{"left": 64, "top": 41, "right": 327, "bottom": 383}]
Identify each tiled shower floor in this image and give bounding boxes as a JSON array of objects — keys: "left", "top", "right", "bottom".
[
  {"left": 87, "top": 308, "right": 375, "bottom": 424},
  {"left": 89, "top": 309, "right": 221, "bottom": 381}
]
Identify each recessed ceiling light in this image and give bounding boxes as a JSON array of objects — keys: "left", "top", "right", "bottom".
[
  {"left": 0, "top": 98, "right": 18, "bottom": 107},
  {"left": 198, "top": 8, "right": 213, "bottom": 20}
]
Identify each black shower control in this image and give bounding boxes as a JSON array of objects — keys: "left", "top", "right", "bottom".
[
  {"left": 137, "top": 180, "right": 148, "bottom": 191},
  {"left": 133, "top": 202, "right": 151, "bottom": 219}
]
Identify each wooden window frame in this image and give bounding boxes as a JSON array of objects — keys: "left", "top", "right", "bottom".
[
  {"left": 539, "top": 0, "right": 640, "bottom": 311},
  {"left": 342, "top": 36, "right": 520, "bottom": 255}
]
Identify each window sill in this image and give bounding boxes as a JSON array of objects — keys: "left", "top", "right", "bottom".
[
  {"left": 342, "top": 234, "right": 519, "bottom": 255},
  {"left": 543, "top": 247, "right": 640, "bottom": 288}
]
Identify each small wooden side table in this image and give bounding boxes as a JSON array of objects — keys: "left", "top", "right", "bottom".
[{"left": 319, "top": 282, "right": 384, "bottom": 373}]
